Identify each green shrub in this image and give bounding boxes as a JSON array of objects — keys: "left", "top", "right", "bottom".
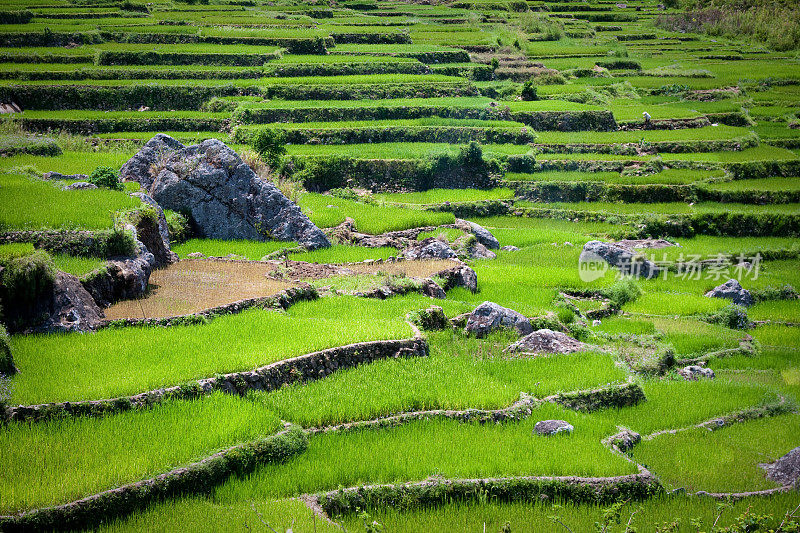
[
  {"left": 557, "top": 307, "right": 575, "bottom": 324},
  {"left": 89, "top": 166, "right": 123, "bottom": 191},
  {"left": 604, "top": 278, "right": 642, "bottom": 308},
  {"left": 706, "top": 304, "right": 750, "bottom": 330},
  {"left": 0, "top": 249, "right": 56, "bottom": 328},
  {"left": 164, "top": 210, "right": 191, "bottom": 244},
  {"left": 250, "top": 128, "right": 287, "bottom": 168},
  {"left": 521, "top": 80, "right": 538, "bottom": 101}
]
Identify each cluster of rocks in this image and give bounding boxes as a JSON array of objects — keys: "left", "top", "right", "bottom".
[{"left": 460, "top": 301, "right": 588, "bottom": 356}]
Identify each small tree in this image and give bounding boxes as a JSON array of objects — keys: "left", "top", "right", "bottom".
[
  {"left": 250, "top": 128, "right": 287, "bottom": 168},
  {"left": 89, "top": 166, "right": 123, "bottom": 190},
  {"left": 521, "top": 80, "right": 538, "bottom": 101}
]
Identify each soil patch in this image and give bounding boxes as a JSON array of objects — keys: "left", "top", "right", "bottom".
[{"left": 104, "top": 259, "right": 296, "bottom": 320}]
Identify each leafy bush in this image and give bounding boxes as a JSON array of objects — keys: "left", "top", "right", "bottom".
[
  {"left": 250, "top": 128, "right": 287, "bottom": 168},
  {"left": 706, "top": 304, "right": 750, "bottom": 330},
  {"left": 604, "top": 278, "right": 642, "bottom": 308},
  {"left": 164, "top": 210, "right": 191, "bottom": 244},
  {"left": 521, "top": 80, "right": 538, "bottom": 101},
  {"left": 89, "top": 166, "right": 123, "bottom": 191},
  {"left": 0, "top": 249, "right": 56, "bottom": 328}
]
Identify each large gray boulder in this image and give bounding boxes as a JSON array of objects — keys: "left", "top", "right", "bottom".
[
  {"left": 464, "top": 301, "right": 533, "bottom": 338},
  {"left": 580, "top": 240, "right": 661, "bottom": 279},
  {"left": 506, "top": 329, "right": 589, "bottom": 355},
  {"left": 121, "top": 134, "right": 329, "bottom": 250},
  {"left": 455, "top": 219, "right": 500, "bottom": 250},
  {"left": 402, "top": 238, "right": 457, "bottom": 260},
  {"left": 705, "top": 278, "right": 754, "bottom": 307}
]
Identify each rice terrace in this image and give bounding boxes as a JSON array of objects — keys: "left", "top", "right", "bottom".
[{"left": 0, "top": 0, "right": 800, "bottom": 530}]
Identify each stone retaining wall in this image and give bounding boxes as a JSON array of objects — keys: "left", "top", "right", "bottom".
[
  {"left": 4, "top": 335, "right": 428, "bottom": 423},
  {"left": 317, "top": 471, "right": 662, "bottom": 517}
]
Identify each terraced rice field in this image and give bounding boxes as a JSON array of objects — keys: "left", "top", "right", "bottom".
[{"left": 1, "top": 0, "right": 799, "bottom": 530}]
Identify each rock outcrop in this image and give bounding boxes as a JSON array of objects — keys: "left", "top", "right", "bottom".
[
  {"left": 533, "top": 419, "right": 574, "bottom": 436},
  {"left": 763, "top": 446, "right": 800, "bottom": 487},
  {"left": 121, "top": 134, "right": 329, "bottom": 249},
  {"left": 607, "top": 428, "right": 641, "bottom": 452},
  {"left": 580, "top": 240, "right": 661, "bottom": 279},
  {"left": 506, "top": 329, "right": 590, "bottom": 355},
  {"left": 29, "top": 272, "right": 103, "bottom": 333},
  {"left": 43, "top": 171, "right": 89, "bottom": 181},
  {"left": 131, "top": 192, "right": 178, "bottom": 267},
  {"left": 705, "top": 278, "right": 754, "bottom": 307},
  {"left": 464, "top": 301, "right": 533, "bottom": 338},
  {"left": 82, "top": 224, "right": 156, "bottom": 308},
  {"left": 62, "top": 182, "right": 97, "bottom": 191}
]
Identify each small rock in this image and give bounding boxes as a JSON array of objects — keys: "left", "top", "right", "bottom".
[
  {"left": 592, "top": 319, "right": 602, "bottom": 326},
  {"left": 501, "top": 245, "right": 520, "bottom": 252},
  {"left": 609, "top": 428, "right": 641, "bottom": 452},
  {"left": 455, "top": 219, "right": 500, "bottom": 250},
  {"left": 464, "top": 301, "right": 533, "bottom": 338},
  {"left": 533, "top": 420, "right": 573, "bottom": 436},
  {"left": 705, "top": 278, "right": 754, "bottom": 307},
  {"left": 677, "top": 365, "right": 715, "bottom": 380},
  {"left": 420, "top": 278, "right": 446, "bottom": 299},
  {"left": 187, "top": 252, "right": 206, "bottom": 258}
]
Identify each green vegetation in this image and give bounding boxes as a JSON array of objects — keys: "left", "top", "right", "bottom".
[
  {"left": 299, "top": 192, "right": 455, "bottom": 234},
  {"left": 0, "top": 174, "right": 141, "bottom": 231},
  {"left": 632, "top": 413, "right": 800, "bottom": 492},
  {"left": 0, "top": 394, "right": 282, "bottom": 513},
  {"left": 9, "top": 297, "right": 413, "bottom": 404},
  {"left": 2, "top": 0, "right": 800, "bottom": 527}
]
